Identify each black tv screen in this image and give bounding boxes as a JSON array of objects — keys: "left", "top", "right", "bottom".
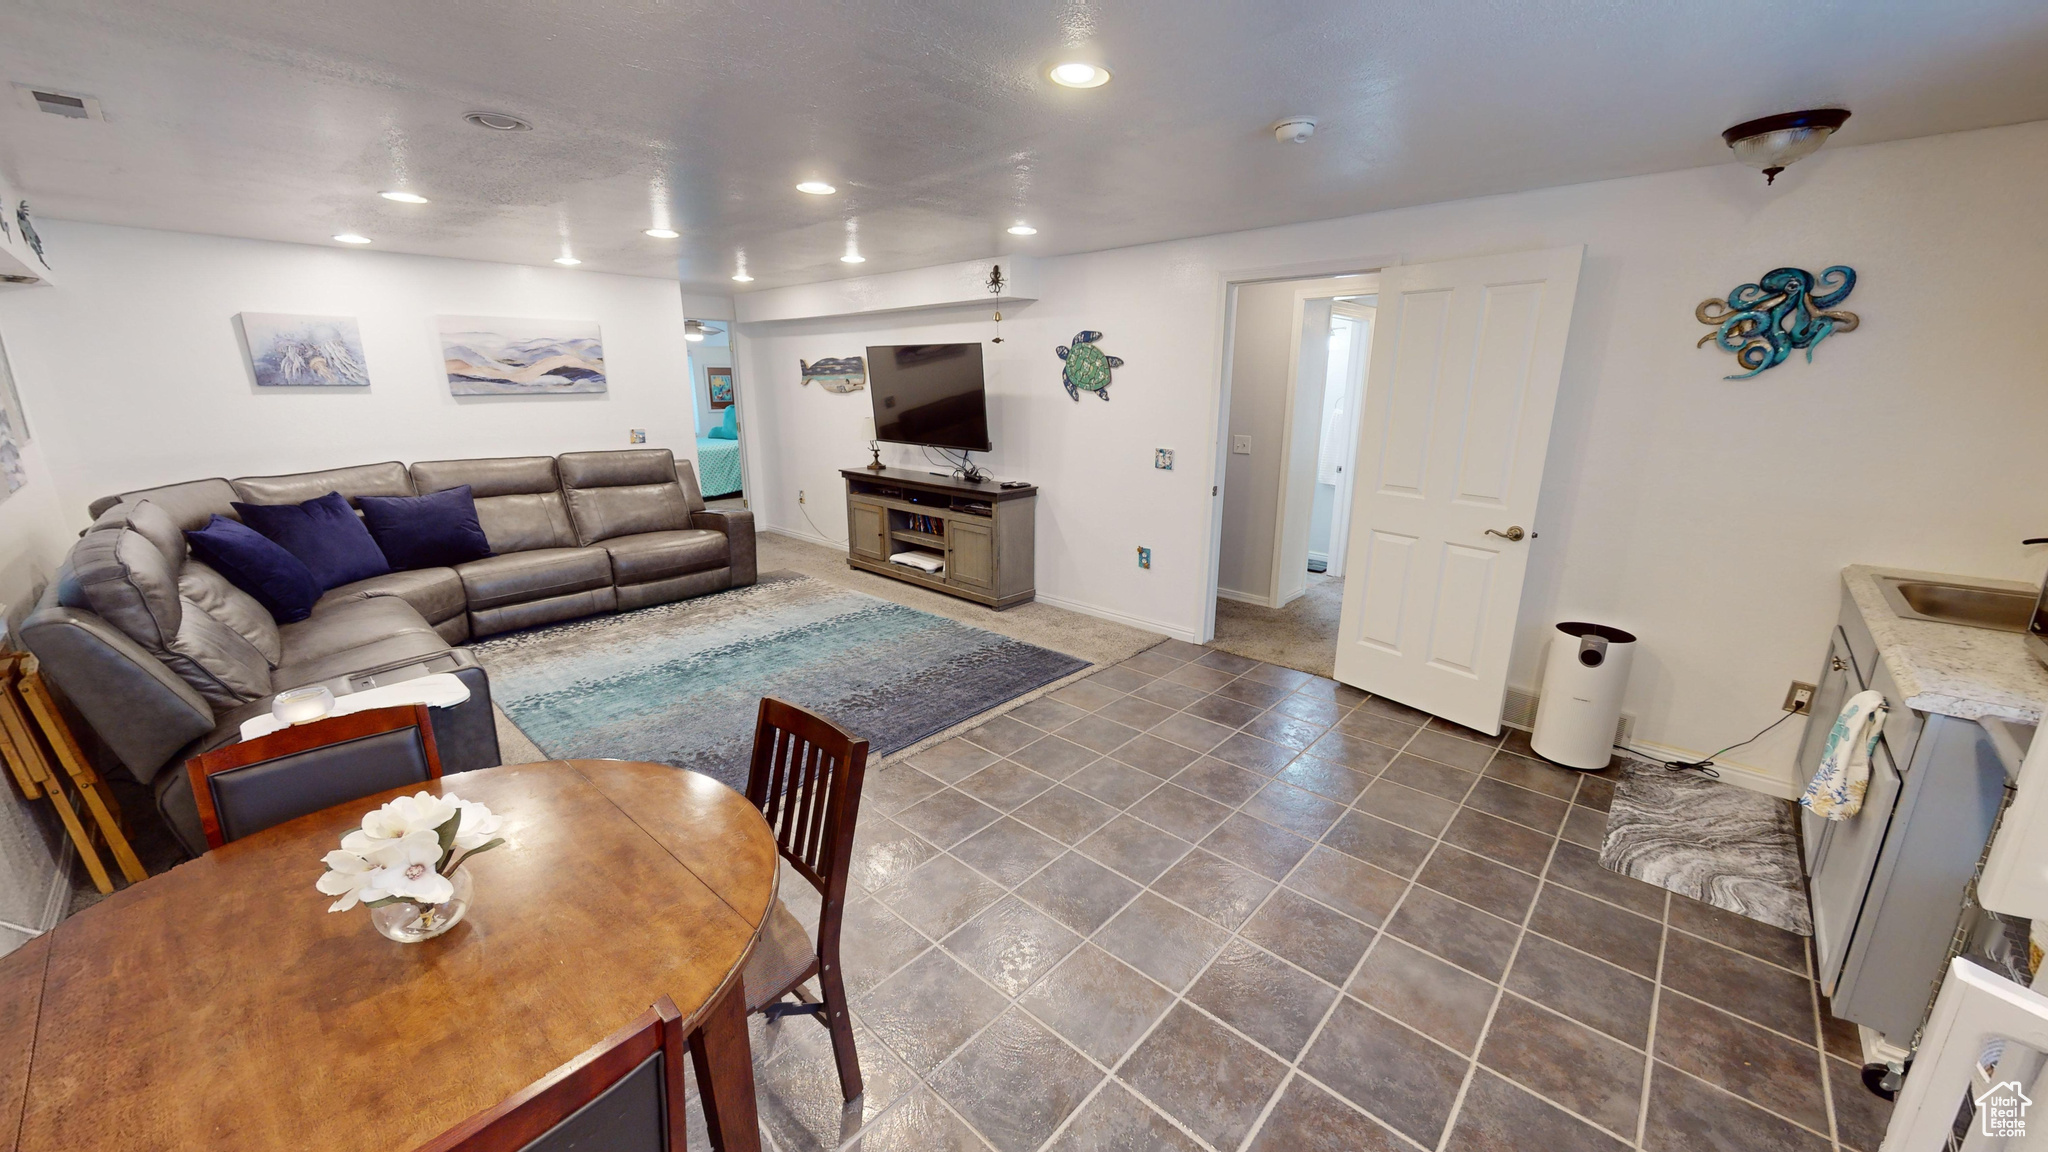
[{"left": 867, "top": 343, "right": 991, "bottom": 452}]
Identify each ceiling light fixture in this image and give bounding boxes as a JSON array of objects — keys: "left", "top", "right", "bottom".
[
  {"left": 554, "top": 255, "right": 582, "bottom": 266},
  {"left": 1722, "top": 108, "right": 1851, "bottom": 185},
  {"left": 1049, "top": 62, "right": 1110, "bottom": 88},
  {"left": 796, "top": 180, "right": 837, "bottom": 195},
  {"left": 841, "top": 252, "right": 866, "bottom": 264},
  {"left": 1007, "top": 224, "right": 1037, "bottom": 236},
  {"left": 732, "top": 272, "right": 754, "bottom": 283},
  {"left": 332, "top": 233, "right": 371, "bottom": 244},
  {"left": 643, "top": 227, "right": 679, "bottom": 239},
  {"left": 684, "top": 320, "right": 707, "bottom": 342},
  {"left": 379, "top": 190, "right": 429, "bottom": 204},
  {"left": 464, "top": 110, "right": 532, "bottom": 131}
]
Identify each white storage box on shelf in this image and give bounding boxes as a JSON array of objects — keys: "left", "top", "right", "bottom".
[{"left": 1531, "top": 622, "right": 1637, "bottom": 770}]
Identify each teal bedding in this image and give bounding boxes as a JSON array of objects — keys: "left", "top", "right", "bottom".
[{"left": 695, "top": 437, "right": 742, "bottom": 497}]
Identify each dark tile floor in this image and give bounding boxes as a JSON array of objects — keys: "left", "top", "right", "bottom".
[{"left": 718, "top": 640, "right": 1892, "bottom": 1152}]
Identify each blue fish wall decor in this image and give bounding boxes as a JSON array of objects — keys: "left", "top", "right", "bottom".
[{"left": 1696, "top": 266, "right": 1858, "bottom": 379}]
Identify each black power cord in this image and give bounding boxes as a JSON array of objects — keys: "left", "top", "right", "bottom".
[{"left": 1631, "top": 709, "right": 1802, "bottom": 780}]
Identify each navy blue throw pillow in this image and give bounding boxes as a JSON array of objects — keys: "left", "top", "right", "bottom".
[
  {"left": 356, "top": 485, "right": 494, "bottom": 571},
  {"left": 185, "top": 515, "right": 322, "bottom": 623},
  {"left": 232, "top": 491, "right": 393, "bottom": 591}
]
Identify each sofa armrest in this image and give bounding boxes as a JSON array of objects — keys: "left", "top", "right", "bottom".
[
  {"left": 692, "top": 508, "right": 756, "bottom": 586},
  {"left": 21, "top": 606, "right": 215, "bottom": 783}
]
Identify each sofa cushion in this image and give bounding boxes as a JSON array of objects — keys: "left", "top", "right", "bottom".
[
  {"left": 235, "top": 491, "right": 393, "bottom": 591},
  {"left": 185, "top": 514, "right": 321, "bottom": 623},
  {"left": 69, "top": 516, "right": 273, "bottom": 709},
  {"left": 278, "top": 594, "right": 441, "bottom": 669},
  {"left": 602, "top": 529, "right": 729, "bottom": 584},
  {"left": 271, "top": 627, "right": 454, "bottom": 691},
  {"left": 413, "top": 456, "right": 575, "bottom": 553},
  {"left": 87, "top": 478, "right": 239, "bottom": 531},
  {"left": 558, "top": 449, "right": 698, "bottom": 545},
  {"left": 358, "top": 485, "right": 494, "bottom": 570},
  {"left": 317, "top": 568, "right": 467, "bottom": 625},
  {"left": 231, "top": 461, "right": 415, "bottom": 507},
  {"left": 178, "top": 560, "right": 283, "bottom": 666},
  {"left": 456, "top": 547, "right": 612, "bottom": 611}
]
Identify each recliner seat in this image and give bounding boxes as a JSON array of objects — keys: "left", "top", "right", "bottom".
[{"left": 37, "top": 449, "right": 755, "bottom": 855}]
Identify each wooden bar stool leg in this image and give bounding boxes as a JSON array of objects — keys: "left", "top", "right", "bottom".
[
  {"left": 688, "top": 978, "right": 762, "bottom": 1152},
  {"left": 18, "top": 666, "right": 146, "bottom": 884}
]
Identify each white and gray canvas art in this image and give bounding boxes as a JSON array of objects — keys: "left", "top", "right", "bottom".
[
  {"left": 238, "top": 313, "right": 371, "bottom": 387},
  {"left": 0, "top": 407, "right": 25, "bottom": 495},
  {"left": 438, "top": 316, "right": 606, "bottom": 396}
]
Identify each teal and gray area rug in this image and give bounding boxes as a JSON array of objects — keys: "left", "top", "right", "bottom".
[{"left": 470, "top": 573, "right": 1088, "bottom": 791}]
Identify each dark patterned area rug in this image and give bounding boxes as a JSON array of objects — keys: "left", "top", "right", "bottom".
[
  {"left": 471, "top": 572, "right": 1089, "bottom": 791},
  {"left": 1600, "top": 762, "right": 1813, "bottom": 935}
]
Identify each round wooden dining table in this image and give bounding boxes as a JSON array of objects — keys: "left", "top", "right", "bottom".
[{"left": 0, "top": 759, "right": 779, "bottom": 1152}]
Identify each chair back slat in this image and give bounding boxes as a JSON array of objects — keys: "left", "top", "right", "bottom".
[{"left": 745, "top": 698, "right": 868, "bottom": 898}]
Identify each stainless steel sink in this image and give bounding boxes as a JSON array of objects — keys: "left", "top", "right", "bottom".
[{"left": 1877, "top": 575, "right": 2035, "bottom": 632}]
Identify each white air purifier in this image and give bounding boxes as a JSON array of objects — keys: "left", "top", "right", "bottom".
[{"left": 1530, "top": 622, "right": 1637, "bottom": 771}]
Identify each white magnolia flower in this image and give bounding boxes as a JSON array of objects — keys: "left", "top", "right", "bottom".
[
  {"left": 359, "top": 791, "right": 461, "bottom": 842},
  {"left": 315, "top": 849, "right": 385, "bottom": 912},
  {"left": 451, "top": 797, "right": 503, "bottom": 851},
  {"left": 363, "top": 829, "right": 456, "bottom": 905}
]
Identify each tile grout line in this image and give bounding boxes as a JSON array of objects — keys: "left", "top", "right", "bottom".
[
  {"left": 1633, "top": 889, "right": 1673, "bottom": 1150},
  {"left": 1808, "top": 934, "right": 1844, "bottom": 1151}
]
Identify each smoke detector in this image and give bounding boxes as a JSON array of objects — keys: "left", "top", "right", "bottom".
[
  {"left": 14, "top": 84, "right": 104, "bottom": 120},
  {"left": 1272, "top": 118, "right": 1317, "bottom": 144}
]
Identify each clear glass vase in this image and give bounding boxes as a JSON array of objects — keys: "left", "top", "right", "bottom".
[{"left": 370, "top": 866, "right": 473, "bottom": 943}]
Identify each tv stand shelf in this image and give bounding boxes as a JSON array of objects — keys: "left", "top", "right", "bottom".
[{"left": 842, "top": 467, "right": 1036, "bottom": 609}]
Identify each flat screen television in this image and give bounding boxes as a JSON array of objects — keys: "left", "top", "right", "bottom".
[{"left": 866, "top": 343, "right": 991, "bottom": 453}]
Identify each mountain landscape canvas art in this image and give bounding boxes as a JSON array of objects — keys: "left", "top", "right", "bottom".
[
  {"left": 438, "top": 316, "right": 606, "bottom": 396},
  {"left": 238, "top": 313, "right": 371, "bottom": 387}
]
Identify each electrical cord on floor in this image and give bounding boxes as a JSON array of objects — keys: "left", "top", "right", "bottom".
[
  {"left": 1627, "top": 709, "right": 1802, "bottom": 780},
  {"left": 799, "top": 497, "right": 846, "bottom": 546}
]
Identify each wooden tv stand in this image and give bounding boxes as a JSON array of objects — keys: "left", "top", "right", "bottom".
[{"left": 841, "top": 468, "right": 1036, "bottom": 609}]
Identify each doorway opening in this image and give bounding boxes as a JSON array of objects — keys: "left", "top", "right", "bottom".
[
  {"left": 1209, "top": 274, "right": 1377, "bottom": 677},
  {"left": 686, "top": 319, "right": 747, "bottom": 509}
]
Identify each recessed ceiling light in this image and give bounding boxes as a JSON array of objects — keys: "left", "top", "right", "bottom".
[
  {"left": 464, "top": 110, "right": 532, "bottom": 131},
  {"left": 333, "top": 233, "right": 371, "bottom": 244},
  {"left": 379, "top": 191, "right": 429, "bottom": 204},
  {"left": 1049, "top": 62, "right": 1110, "bottom": 88},
  {"left": 1007, "top": 224, "right": 1038, "bottom": 236},
  {"left": 554, "top": 255, "right": 582, "bottom": 266},
  {"left": 732, "top": 272, "right": 754, "bottom": 283},
  {"left": 796, "top": 180, "right": 837, "bottom": 195},
  {"left": 841, "top": 253, "right": 866, "bottom": 264},
  {"left": 643, "top": 227, "right": 680, "bottom": 239}
]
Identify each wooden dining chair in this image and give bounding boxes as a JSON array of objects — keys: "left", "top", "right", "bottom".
[
  {"left": 415, "top": 996, "right": 693, "bottom": 1152},
  {"left": 185, "top": 704, "right": 441, "bottom": 848},
  {"left": 740, "top": 696, "right": 869, "bottom": 1102}
]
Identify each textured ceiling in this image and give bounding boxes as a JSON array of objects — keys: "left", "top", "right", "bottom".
[{"left": 2, "top": 0, "right": 2045, "bottom": 292}]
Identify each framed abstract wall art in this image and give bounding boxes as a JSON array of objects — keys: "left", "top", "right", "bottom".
[
  {"left": 438, "top": 316, "right": 607, "bottom": 396},
  {"left": 707, "top": 366, "right": 734, "bottom": 408},
  {"left": 238, "top": 313, "right": 371, "bottom": 388}
]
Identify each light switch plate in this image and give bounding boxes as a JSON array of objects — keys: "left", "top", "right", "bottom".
[
  {"left": 1231, "top": 435, "right": 1252, "bottom": 455},
  {"left": 629, "top": 429, "right": 647, "bottom": 444},
  {"left": 1154, "top": 448, "right": 1174, "bottom": 470}
]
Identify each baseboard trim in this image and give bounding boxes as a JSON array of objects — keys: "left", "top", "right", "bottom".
[
  {"left": 1623, "top": 738, "right": 1800, "bottom": 800},
  {"left": 1216, "top": 587, "right": 1273, "bottom": 608},
  {"left": 1033, "top": 591, "right": 1201, "bottom": 644}
]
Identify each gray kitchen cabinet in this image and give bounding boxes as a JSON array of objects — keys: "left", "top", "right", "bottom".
[{"left": 1802, "top": 588, "right": 2010, "bottom": 1045}]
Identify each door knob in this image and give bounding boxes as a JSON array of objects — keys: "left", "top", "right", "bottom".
[{"left": 1484, "top": 526, "right": 1526, "bottom": 542}]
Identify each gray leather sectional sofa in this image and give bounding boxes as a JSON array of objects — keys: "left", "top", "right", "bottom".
[{"left": 23, "top": 448, "right": 755, "bottom": 855}]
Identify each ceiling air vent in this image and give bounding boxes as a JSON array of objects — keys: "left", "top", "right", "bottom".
[{"left": 13, "top": 85, "right": 104, "bottom": 120}]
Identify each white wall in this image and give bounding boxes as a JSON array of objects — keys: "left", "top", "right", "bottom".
[
  {"left": 0, "top": 222, "right": 699, "bottom": 525},
  {"left": 738, "top": 118, "right": 2048, "bottom": 788}
]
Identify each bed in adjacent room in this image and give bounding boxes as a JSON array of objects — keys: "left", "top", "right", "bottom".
[{"left": 695, "top": 436, "right": 742, "bottom": 498}]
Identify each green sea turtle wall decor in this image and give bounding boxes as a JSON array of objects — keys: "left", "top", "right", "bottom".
[{"left": 1056, "top": 331, "right": 1122, "bottom": 401}]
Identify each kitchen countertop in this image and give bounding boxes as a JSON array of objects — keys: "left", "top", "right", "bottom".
[{"left": 1843, "top": 564, "right": 2048, "bottom": 725}]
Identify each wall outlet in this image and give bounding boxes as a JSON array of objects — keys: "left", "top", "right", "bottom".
[
  {"left": 1231, "top": 435, "right": 1252, "bottom": 455},
  {"left": 629, "top": 428, "right": 646, "bottom": 444},
  {"left": 1137, "top": 546, "right": 1151, "bottom": 569},
  {"left": 1784, "top": 681, "right": 1817, "bottom": 714},
  {"left": 798, "top": 490, "right": 806, "bottom": 505},
  {"left": 1154, "top": 448, "right": 1174, "bottom": 470}
]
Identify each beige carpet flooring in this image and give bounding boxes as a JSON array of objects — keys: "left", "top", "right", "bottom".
[
  {"left": 491, "top": 530, "right": 1166, "bottom": 768},
  {"left": 1208, "top": 572, "right": 1343, "bottom": 678}
]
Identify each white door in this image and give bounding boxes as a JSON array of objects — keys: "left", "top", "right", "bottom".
[
  {"left": 1332, "top": 246, "right": 1584, "bottom": 733},
  {"left": 1323, "top": 300, "right": 1375, "bottom": 579}
]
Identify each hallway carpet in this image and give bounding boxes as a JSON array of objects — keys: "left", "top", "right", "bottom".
[{"left": 1210, "top": 573, "right": 1343, "bottom": 678}]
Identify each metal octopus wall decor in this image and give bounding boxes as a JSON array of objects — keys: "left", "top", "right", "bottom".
[{"left": 1695, "top": 266, "right": 1858, "bottom": 379}]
